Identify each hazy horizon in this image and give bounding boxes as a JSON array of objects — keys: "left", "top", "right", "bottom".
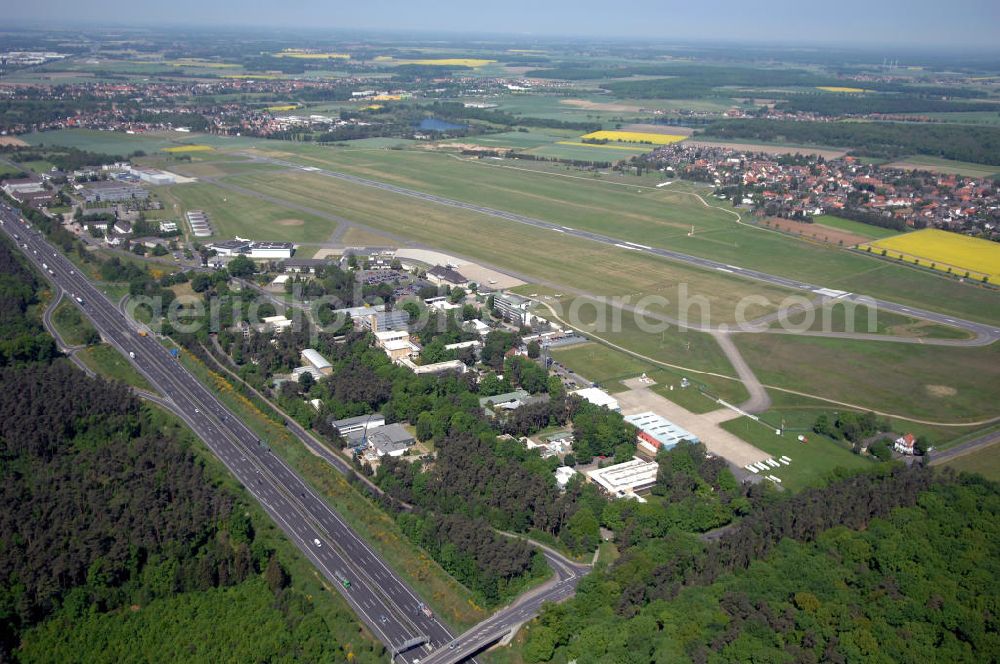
[{"left": 5, "top": 0, "right": 1000, "bottom": 50}]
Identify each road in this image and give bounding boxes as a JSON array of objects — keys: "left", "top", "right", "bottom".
[
  {"left": 3, "top": 201, "right": 598, "bottom": 663},
  {"left": 241, "top": 153, "right": 1000, "bottom": 346},
  {"left": 0, "top": 204, "right": 452, "bottom": 663},
  {"left": 420, "top": 543, "right": 590, "bottom": 664},
  {"left": 928, "top": 429, "right": 1000, "bottom": 466}
]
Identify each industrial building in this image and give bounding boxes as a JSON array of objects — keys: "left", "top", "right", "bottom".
[
  {"left": 129, "top": 166, "right": 176, "bottom": 185},
  {"left": 332, "top": 413, "right": 386, "bottom": 436},
  {"left": 360, "top": 310, "right": 410, "bottom": 333},
  {"left": 624, "top": 411, "right": 700, "bottom": 456},
  {"left": 398, "top": 358, "right": 468, "bottom": 375},
  {"left": 479, "top": 389, "right": 532, "bottom": 414},
  {"left": 587, "top": 458, "right": 659, "bottom": 500},
  {"left": 493, "top": 292, "right": 531, "bottom": 327},
  {"left": 258, "top": 315, "right": 293, "bottom": 333},
  {"left": 300, "top": 348, "right": 333, "bottom": 375},
  {"left": 426, "top": 265, "right": 469, "bottom": 288},
  {"left": 80, "top": 180, "right": 149, "bottom": 204},
  {"left": 375, "top": 330, "right": 419, "bottom": 361},
  {"left": 281, "top": 257, "right": 332, "bottom": 273},
  {"left": 249, "top": 241, "right": 294, "bottom": 259},
  {"left": 211, "top": 239, "right": 251, "bottom": 256},
  {"left": 346, "top": 423, "right": 415, "bottom": 457},
  {"left": 210, "top": 239, "right": 294, "bottom": 259},
  {"left": 571, "top": 387, "right": 620, "bottom": 412}
]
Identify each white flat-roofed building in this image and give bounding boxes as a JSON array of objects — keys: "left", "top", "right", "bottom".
[
  {"left": 249, "top": 241, "right": 294, "bottom": 259},
  {"left": 554, "top": 466, "right": 578, "bottom": 489},
  {"left": 445, "top": 340, "right": 481, "bottom": 351},
  {"left": 382, "top": 338, "right": 419, "bottom": 361},
  {"left": 464, "top": 319, "right": 491, "bottom": 336},
  {"left": 292, "top": 366, "right": 324, "bottom": 381},
  {"left": 259, "top": 314, "right": 292, "bottom": 333},
  {"left": 211, "top": 239, "right": 251, "bottom": 256},
  {"left": 301, "top": 348, "right": 333, "bottom": 375},
  {"left": 332, "top": 413, "right": 386, "bottom": 436},
  {"left": 399, "top": 358, "right": 468, "bottom": 375},
  {"left": 571, "top": 387, "right": 620, "bottom": 412},
  {"left": 624, "top": 411, "right": 700, "bottom": 455},
  {"left": 587, "top": 458, "right": 658, "bottom": 500}
]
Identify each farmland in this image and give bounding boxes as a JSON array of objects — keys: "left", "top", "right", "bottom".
[
  {"left": 579, "top": 130, "right": 687, "bottom": 145},
  {"left": 816, "top": 86, "right": 866, "bottom": 93},
  {"left": 859, "top": 228, "right": 1000, "bottom": 281},
  {"left": 883, "top": 155, "right": 1000, "bottom": 177},
  {"left": 163, "top": 144, "right": 215, "bottom": 153}
]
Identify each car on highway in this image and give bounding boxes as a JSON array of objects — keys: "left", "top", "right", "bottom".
[{"left": 313, "top": 538, "right": 322, "bottom": 547}]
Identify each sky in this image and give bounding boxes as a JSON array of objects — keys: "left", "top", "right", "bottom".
[{"left": 7, "top": 0, "right": 1000, "bottom": 50}]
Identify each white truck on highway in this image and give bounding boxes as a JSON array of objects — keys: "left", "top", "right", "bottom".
[{"left": 129, "top": 352, "right": 136, "bottom": 359}]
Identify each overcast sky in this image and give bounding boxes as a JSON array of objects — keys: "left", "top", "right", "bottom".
[{"left": 7, "top": 0, "right": 1000, "bottom": 49}]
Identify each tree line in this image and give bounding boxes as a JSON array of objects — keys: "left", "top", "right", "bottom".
[
  {"left": 700, "top": 119, "right": 1000, "bottom": 166},
  {"left": 519, "top": 468, "right": 997, "bottom": 663}
]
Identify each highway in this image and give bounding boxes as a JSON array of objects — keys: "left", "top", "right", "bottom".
[
  {"left": 245, "top": 154, "right": 1000, "bottom": 345},
  {"left": 0, "top": 203, "right": 453, "bottom": 663}
]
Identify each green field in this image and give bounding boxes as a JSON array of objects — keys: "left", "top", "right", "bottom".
[
  {"left": 733, "top": 333, "right": 1000, "bottom": 422},
  {"left": 551, "top": 342, "right": 652, "bottom": 385},
  {"left": 721, "top": 416, "right": 874, "bottom": 491},
  {"left": 162, "top": 182, "right": 336, "bottom": 243},
  {"left": 811, "top": 214, "right": 904, "bottom": 240},
  {"left": 226, "top": 169, "right": 793, "bottom": 325},
  {"left": 768, "top": 301, "right": 971, "bottom": 339},
  {"left": 52, "top": 300, "right": 96, "bottom": 346},
  {"left": 21, "top": 128, "right": 265, "bottom": 157},
  {"left": 538, "top": 297, "right": 750, "bottom": 404},
  {"left": 445, "top": 129, "right": 578, "bottom": 150},
  {"left": 885, "top": 155, "right": 1000, "bottom": 178},
  {"left": 941, "top": 443, "right": 1000, "bottom": 481},
  {"left": 222, "top": 144, "right": 1000, "bottom": 326},
  {"left": 77, "top": 344, "right": 153, "bottom": 391},
  {"left": 524, "top": 141, "right": 652, "bottom": 161},
  {"left": 922, "top": 111, "right": 1000, "bottom": 127}
]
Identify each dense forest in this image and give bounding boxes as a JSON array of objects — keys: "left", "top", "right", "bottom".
[
  {"left": 0, "top": 234, "right": 381, "bottom": 662},
  {"left": 700, "top": 119, "right": 1000, "bottom": 165},
  {"left": 0, "top": 238, "right": 56, "bottom": 366},
  {"left": 775, "top": 94, "right": 999, "bottom": 116},
  {"left": 517, "top": 467, "right": 999, "bottom": 663}
]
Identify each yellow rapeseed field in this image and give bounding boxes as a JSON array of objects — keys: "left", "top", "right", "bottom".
[
  {"left": 163, "top": 144, "right": 214, "bottom": 153},
  {"left": 377, "top": 57, "right": 495, "bottom": 67},
  {"left": 580, "top": 130, "right": 687, "bottom": 145},
  {"left": 266, "top": 104, "right": 298, "bottom": 112},
  {"left": 860, "top": 228, "right": 1000, "bottom": 281},
  {"left": 816, "top": 86, "right": 866, "bottom": 93}
]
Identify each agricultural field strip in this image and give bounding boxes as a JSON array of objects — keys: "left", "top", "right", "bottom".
[
  {"left": 860, "top": 229, "right": 1000, "bottom": 281},
  {"left": 235, "top": 152, "right": 1000, "bottom": 345}
]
